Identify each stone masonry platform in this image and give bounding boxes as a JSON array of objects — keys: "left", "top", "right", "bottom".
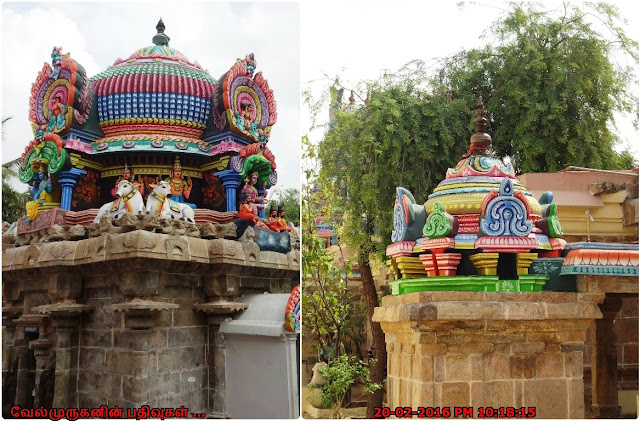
[
  {"left": 372, "top": 291, "right": 604, "bottom": 419},
  {"left": 2, "top": 217, "right": 299, "bottom": 415}
]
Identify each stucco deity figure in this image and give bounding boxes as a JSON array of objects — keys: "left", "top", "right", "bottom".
[
  {"left": 241, "top": 171, "right": 265, "bottom": 211},
  {"left": 111, "top": 164, "right": 143, "bottom": 197},
  {"left": 168, "top": 156, "right": 193, "bottom": 205},
  {"left": 275, "top": 206, "right": 292, "bottom": 232},
  {"left": 49, "top": 46, "right": 63, "bottom": 79},
  {"left": 238, "top": 192, "right": 268, "bottom": 229},
  {"left": 25, "top": 164, "right": 52, "bottom": 222},
  {"left": 42, "top": 95, "right": 68, "bottom": 134},
  {"left": 235, "top": 100, "right": 259, "bottom": 138}
]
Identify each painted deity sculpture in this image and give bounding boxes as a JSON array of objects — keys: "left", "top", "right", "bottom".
[
  {"left": 214, "top": 52, "right": 277, "bottom": 143},
  {"left": 48, "top": 46, "right": 62, "bottom": 79},
  {"left": 168, "top": 157, "right": 194, "bottom": 208},
  {"left": 146, "top": 180, "right": 195, "bottom": 223},
  {"left": 238, "top": 192, "right": 268, "bottom": 229},
  {"left": 235, "top": 100, "right": 259, "bottom": 139},
  {"left": 241, "top": 171, "right": 265, "bottom": 212},
  {"left": 284, "top": 284, "right": 301, "bottom": 332},
  {"left": 274, "top": 206, "right": 292, "bottom": 233},
  {"left": 45, "top": 95, "right": 68, "bottom": 133},
  {"left": 111, "top": 164, "right": 144, "bottom": 197},
  {"left": 94, "top": 180, "right": 144, "bottom": 222},
  {"left": 268, "top": 206, "right": 279, "bottom": 231},
  {"left": 25, "top": 165, "right": 53, "bottom": 223}
]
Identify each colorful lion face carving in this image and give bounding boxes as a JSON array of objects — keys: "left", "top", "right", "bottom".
[
  {"left": 213, "top": 53, "right": 277, "bottom": 143},
  {"left": 20, "top": 47, "right": 92, "bottom": 184}
]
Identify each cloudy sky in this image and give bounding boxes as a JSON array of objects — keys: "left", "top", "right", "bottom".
[
  {"left": 1, "top": 2, "right": 300, "bottom": 193},
  {"left": 301, "top": 0, "right": 639, "bottom": 163},
  {"left": 2, "top": 1, "right": 639, "bottom": 198}
]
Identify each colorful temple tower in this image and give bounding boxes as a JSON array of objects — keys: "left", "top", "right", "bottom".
[
  {"left": 17, "top": 19, "right": 278, "bottom": 229},
  {"left": 387, "top": 99, "right": 564, "bottom": 291},
  {"left": 3, "top": 20, "right": 299, "bottom": 418},
  {"left": 376, "top": 100, "right": 638, "bottom": 418}
]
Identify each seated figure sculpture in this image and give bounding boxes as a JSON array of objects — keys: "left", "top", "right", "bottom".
[{"left": 238, "top": 192, "right": 269, "bottom": 229}]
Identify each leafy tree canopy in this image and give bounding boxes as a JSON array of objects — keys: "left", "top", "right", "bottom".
[
  {"left": 436, "top": 1, "right": 638, "bottom": 172},
  {"left": 313, "top": 2, "right": 638, "bottom": 260},
  {"left": 2, "top": 117, "right": 28, "bottom": 223},
  {"left": 317, "top": 61, "right": 471, "bottom": 260}
]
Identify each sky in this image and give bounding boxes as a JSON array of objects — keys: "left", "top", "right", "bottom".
[
  {"left": 2, "top": 1, "right": 639, "bottom": 197},
  {"left": 301, "top": 0, "right": 640, "bottom": 166},
  {"left": 1, "top": 2, "right": 300, "bottom": 194}
]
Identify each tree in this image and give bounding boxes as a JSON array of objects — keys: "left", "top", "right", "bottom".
[
  {"left": 302, "top": 136, "right": 355, "bottom": 362},
  {"left": 308, "top": 3, "right": 638, "bottom": 416},
  {"left": 313, "top": 65, "right": 471, "bottom": 416},
  {"left": 315, "top": 355, "right": 382, "bottom": 418},
  {"left": 2, "top": 158, "right": 29, "bottom": 223},
  {"left": 434, "top": 2, "right": 638, "bottom": 172}
]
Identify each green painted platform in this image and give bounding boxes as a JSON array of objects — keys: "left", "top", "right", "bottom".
[{"left": 389, "top": 275, "right": 549, "bottom": 295}]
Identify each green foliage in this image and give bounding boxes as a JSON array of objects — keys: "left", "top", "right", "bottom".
[
  {"left": 434, "top": 2, "right": 638, "bottom": 172},
  {"left": 308, "top": 3, "right": 638, "bottom": 262},
  {"left": 314, "top": 62, "right": 469, "bottom": 260},
  {"left": 302, "top": 136, "right": 362, "bottom": 361},
  {"left": 267, "top": 187, "right": 300, "bottom": 227},
  {"left": 2, "top": 158, "right": 28, "bottom": 223},
  {"left": 315, "top": 355, "right": 384, "bottom": 412}
]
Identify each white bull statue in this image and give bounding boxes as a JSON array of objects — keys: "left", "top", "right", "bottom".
[
  {"left": 146, "top": 180, "right": 195, "bottom": 223},
  {"left": 94, "top": 180, "right": 145, "bottom": 223}
]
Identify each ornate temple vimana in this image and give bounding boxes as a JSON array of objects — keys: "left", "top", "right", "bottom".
[
  {"left": 3, "top": 20, "right": 300, "bottom": 418},
  {"left": 387, "top": 100, "right": 566, "bottom": 293},
  {"left": 16, "top": 19, "right": 284, "bottom": 232}
]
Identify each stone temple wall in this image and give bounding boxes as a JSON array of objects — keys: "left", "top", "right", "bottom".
[
  {"left": 613, "top": 296, "right": 638, "bottom": 392},
  {"left": 2, "top": 214, "right": 300, "bottom": 417},
  {"left": 372, "top": 291, "right": 603, "bottom": 419}
]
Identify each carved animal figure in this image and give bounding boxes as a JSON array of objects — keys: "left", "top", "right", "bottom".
[
  {"left": 146, "top": 180, "right": 195, "bottom": 223},
  {"left": 94, "top": 180, "right": 144, "bottom": 223}
]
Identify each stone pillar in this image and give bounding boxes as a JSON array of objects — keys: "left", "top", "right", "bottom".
[
  {"left": 372, "top": 291, "right": 604, "bottom": 419},
  {"left": 577, "top": 274, "right": 638, "bottom": 418},
  {"left": 52, "top": 323, "right": 73, "bottom": 408},
  {"left": 2, "top": 306, "right": 22, "bottom": 396},
  {"left": 209, "top": 316, "right": 228, "bottom": 418},
  {"left": 590, "top": 295, "right": 623, "bottom": 418},
  {"left": 29, "top": 338, "right": 52, "bottom": 408},
  {"left": 57, "top": 169, "right": 87, "bottom": 210},
  {"left": 13, "top": 343, "right": 31, "bottom": 408},
  {"left": 214, "top": 170, "right": 242, "bottom": 212},
  {"left": 14, "top": 314, "right": 50, "bottom": 408},
  {"left": 195, "top": 273, "right": 248, "bottom": 418},
  {"left": 32, "top": 303, "right": 92, "bottom": 409}
]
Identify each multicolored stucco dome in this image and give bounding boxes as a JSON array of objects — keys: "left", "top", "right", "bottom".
[
  {"left": 17, "top": 18, "right": 280, "bottom": 220},
  {"left": 421, "top": 100, "right": 549, "bottom": 250},
  {"left": 89, "top": 19, "right": 216, "bottom": 155},
  {"left": 387, "top": 100, "right": 564, "bottom": 293}
]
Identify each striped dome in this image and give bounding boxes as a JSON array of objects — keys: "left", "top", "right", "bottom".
[{"left": 89, "top": 20, "right": 216, "bottom": 144}]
